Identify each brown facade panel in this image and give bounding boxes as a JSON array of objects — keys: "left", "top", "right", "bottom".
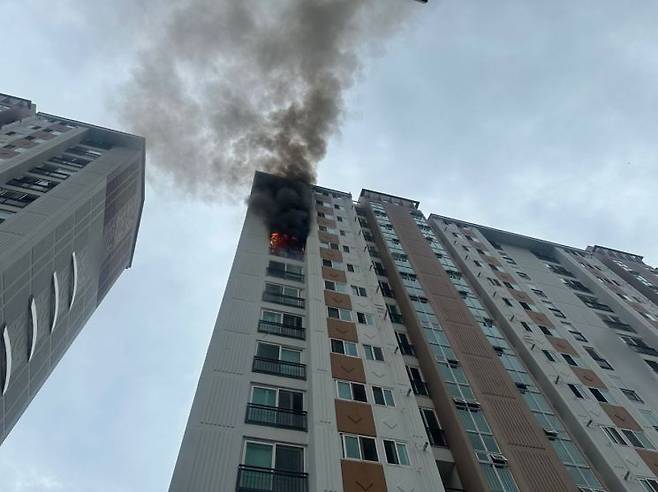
[
  {"left": 317, "top": 216, "right": 337, "bottom": 229},
  {"left": 484, "top": 254, "right": 501, "bottom": 266},
  {"left": 527, "top": 311, "right": 555, "bottom": 328},
  {"left": 546, "top": 336, "right": 578, "bottom": 356},
  {"left": 327, "top": 319, "right": 358, "bottom": 342},
  {"left": 340, "top": 460, "right": 387, "bottom": 492},
  {"left": 32, "top": 130, "right": 55, "bottom": 140},
  {"left": 636, "top": 449, "right": 658, "bottom": 478},
  {"left": 335, "top": 400, "right": 376, "bottom": 436},
  {"left": 319, "top": 231, "right": 340, "bottom": 244},
  {"left": 330, "top": 353, "right": 366, "bottom": 383},
  {"left": 0, "top": 148, "right": 19, "bottom": 159},
  {"left": 385, "top": 202, "right": 576, "bottom": 492},
  {"left": 322, "top": 266, "right": 346, "bottom": 283},
  {"left": 324, "top": 290, "right": 352, "bottom": 310},
  {"left": 320, "top": 247, "right": 343, "bottom": 262},
  {"left": 600, "top": 404, "right": 642, "bottom": 431},
  {"left": 465, "top": 356, "right": 518, "bottom": 398},
  {"left": 509, "top": 289, "right": 534, "bottom": 304},
  {"left": 495, "top": 271, "right": 516, "bottom": 284},
  {"left": 571, "top": 367, "right": 607, "bottom": 388}
]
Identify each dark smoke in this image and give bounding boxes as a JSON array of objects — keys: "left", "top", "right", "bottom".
[{"left": 120, "top": 0, "right": 417, "bottom": 199}]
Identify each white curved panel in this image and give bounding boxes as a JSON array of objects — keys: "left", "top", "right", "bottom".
[
  {"left": 51, "top": 272, "right": 60, "bottom": 333},
  {"left": 29, "top": 297, "right": 37, "bottom": 361},
  {"left": 70, "top": 251, "right": 78, "bottom": 310},
  {"left": 2, "top": 325, "right": 11, "bottom": 396}
]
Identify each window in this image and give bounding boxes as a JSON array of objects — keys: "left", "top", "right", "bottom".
[
  {"left": 561, "top": 353, "right": 579, "bottom": 367},
  {"left": 264, "top": 283, "right": 303, "bottom": 308},
  {"left": 342, "top": 245, "right": 350, "bottom": 253},
  {"left": 321, "top": 241, "right": 339, "bottom": 250},
  {"left": 639, "top": 478, "right": 658, "bottom": 492},
  {"left": 356, "top": 312, "right": 374, "bottom": 325},
  {"left": 363, "top": 344, "right": 384, "bottom": 361},
  {"left": 336, "top": 381, "right": 368, "bottom": 402},
  {"left": 548, "top": 307, "right": 567, "bottom": 319},
  {"left": 589, "top": 387, "right": 615, "bottom": 404},
  {"left": 530, "top": 288, "right": 547, "bottom": 298},
  {"left": 243, "top": 441, "right": 304, "bottom": 473},
  {"left": 322, "top": 258, "right": 344, "bottom": 270},
  {"left": 267, "top": 261, "right": 303, "bottom": 281},
  {"left": 328, "top": 307, "right": 352, "bottom": 321},
  {"left": 520, "top": 321, "right": 532, "bottom": 332},
  {"left": 341, "top": 434, "right": 378, "bottom": 461},
  {"left": 346, "top": 263, "right": 358, "bottom": 273},
  {"left": 584, "top": 347, "right": 613, "bottom": 370},
  {"left": 250, "top": 385, "right": 304, "bottom": 412},
  {"left": 620, "top": 388, "right": 644, "bottom": 403},
  {"left": 260, "top": 310, "right": 303, "bottom": 329},
  {"left": 49, "top": 154, "right": 90, "bottom": 169},
  {"left": 487, "top": 277, "right": 502, "bottom": 287},
  {"left": 569, "top": 330, "right": 588, "bottom": 342},
  {"left": 645, "top": 359, "right": 658, "bottom": 374},
  {"left": 542, "top": 350, "right": 556, "bottom": 362},
  {"left": 640, "top": 410, "right": 658, "bottom": 433},
  {"left": 473, "top": 260, "right": 482, "bottom": 267},
  {"left": 325, "top": 280, "right": 347, "bottom": 293},
  {"left": 619, "top": 335, "right": 658, "bottom": 357},
  {"left": 6, "top": 175, "right": 57, "bottom": 193},
  {"left": 489, "top": 263, "right": 501, "bottom": 272},
  {"left": 383, "top": 440, "right": 410, "bottom": 465},
  {"left": 502, "top": 298, "right": 513, "bottom": 307},
  {"left": 546, "top": 264, "right": 575, "bottom": 277},
  {"left": 256, "top": 342, "right": 301, "bottom": 364},
  {"left": 0, "top": 208, "right": 15, "bottom": 223},
  {"left": 351, "top": 285, "right": 367, "bottom": 297},
  {"left": 372, "top": 386, "right": 395, "bottom": 406},
  {"left": 567, "top": 384, "right": 586, "bottom": 399},
  {"left": 0, "top": 188, "right": 38, "bottom": 208},
  {"left": 517, "top": 271, "right": 531, "bottom": 280},
  {"left": 30, "top": 163, "right": 75, "bottom": 180},
  {"left": 602, "top": 426, "right": 627, "bottom": 446},
  {"left": 331, "top": 339, "right": 358, "bottom": 357},
  {"left": 538, "top": 325, "right": 553, "bottom": 336},
  {"left": 337, "top": 216, "right": 343, "bottom": 222}
]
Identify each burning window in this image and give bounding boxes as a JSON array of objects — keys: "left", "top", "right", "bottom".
[{"left": 270, "top": 232, "right": 304, "bottom": 260}]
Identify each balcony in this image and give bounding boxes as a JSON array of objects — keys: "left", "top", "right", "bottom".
[
  {"left": 425, "top": 426, "right": 448, "bottom": 447},
  {"left": 253, "top": 357, "right": 306, "bottom": 380},
  {"left": 236, "top": 465, "right": 308, "bottom": 492},
  {"left": 410, "top": 379, "right": 430, "bottom": 396},
  {"left": 266, "top": 267, "right": 304, "bottom": 283},
  {"left": 245, "top": 403, "right": 307, "bottom": 431},
  {"left": 583, "top": 301, "right": 614, "bottom": 312},
  {"left": 262, "top": 292, "right": 305, "bottom": 309},
  {"left": 258, "top": 320, "right": 305, "bottom": 340},
  {"left": 269, "top": 247, "right": 304, "bottom": 261}
]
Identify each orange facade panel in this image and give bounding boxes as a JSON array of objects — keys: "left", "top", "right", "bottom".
[
  {"left": 335, "top": 400, "right": 376, "bottom": 436},
  {"left": 324, "top": 290, "right": 352, "bottom": 310},
  {"left": 320, "top": 247, "right": 343, "bottom": 262},
  {"left": 340, "top": 460, "right": 387, "bottom": 492},
  {"left": 600, "top": 404, "right": 642, "bottom": 431},
  {"left": 330, "top": 353, "right": 366, "bottom": 383},
  {"left": 571, "top": 367, "right": 607, "bottom": 389},
  {"left": 327, "top": 318, "right": 358, "bottom": 342}
]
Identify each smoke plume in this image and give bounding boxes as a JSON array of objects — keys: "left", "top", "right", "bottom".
[{"left": 120, "top": 0, "right": 417, "bottom": 198}]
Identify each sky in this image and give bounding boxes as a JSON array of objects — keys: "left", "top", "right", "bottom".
[{"left": 2, "top": 0, "right": 658, "bottom": 491}]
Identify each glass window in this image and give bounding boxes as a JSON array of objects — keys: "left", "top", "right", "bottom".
[
  {"left": 343, "top": 435, "right": 360, "bottom": 459},
  {"left": 331, "top": 339, "right": 358, "bottom": 357},
  {"left": 337, "top": 381, "right": 352, "bottom": 400},
  {"left": 244, "top": 442, "right": 273, "bottom": 468},
  {"left": 363, "top": 345, "right": 384, "bottom": 361}
]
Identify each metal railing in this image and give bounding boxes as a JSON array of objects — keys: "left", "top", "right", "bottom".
[
  {"left": 628, "top": 344, "right": 658, "bottom": 357},
  {"left": 263, "top": 291, "right": 305, "bottom": 309},
  {"left": 269, "top": 247, "right": 305, "bottom": 261},
  {"left": 266, "top": 267, "right": 304, "bottom": 282},
  {"left": 236, "top": 465, "right": 308, "bottom": 492},
  {"left": 258, "top": 320, "right": 305, "bottom": 340},
  {"left": 252, "top": 357, "right": 306, "bottom": 380},
  {"left": 246, "top": 403, "right": 307, "bottom": 431}
]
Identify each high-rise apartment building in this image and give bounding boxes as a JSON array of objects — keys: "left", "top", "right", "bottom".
[
  {"left": 170, "top": 171, "right": 658, "bottom": 492},
  {"left": 0, "top": 93, "right": 145, "bottom": 444}
]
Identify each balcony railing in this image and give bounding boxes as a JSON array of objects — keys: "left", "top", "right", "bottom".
[
  {"left": 258, "top": 320, "right": 305, "bottom": 340},
  {"left": 236, "top": 465, "right": 308, "bottom": 492},
  {"left": 389, "top": 313, "right": 404, "bottom": 324},
  {"left": 246, "top": 403, "right": 307, "bottom": 431},
  {"left": 410, "top": 379, "right": 430, "bottom": 396},
  {"left": 583, "top": 301, "right": 614, "bottom": 312},
  {"left": 425, "top": 426, "right": 448, "bottom": 447},
  {"left": 266, "top": 267, "right": 304, "bottom": 282},
  {"left": 253, "top": 357, "right": 306, "bottom": 380},
  {"left": 263, "top": 291, "right": 305, "bottom": 309}
]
